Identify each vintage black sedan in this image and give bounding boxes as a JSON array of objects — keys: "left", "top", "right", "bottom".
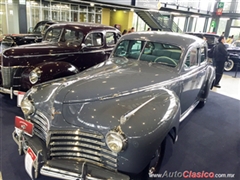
[
  {"left": 0, "top": 20, "right": 59, "bottom": 52},
  {"left": 0, "top": 22, "right": 120, "bottom": 101},
  {"left": 224, "top": 41, "right": 240, "bottom": 71},
  {"left": 12, "top": 32, "right": 215, "bottom": 180}
]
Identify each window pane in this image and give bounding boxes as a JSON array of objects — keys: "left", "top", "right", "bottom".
[
  {"left": 85, "top": 33, "right": 103, "bottom": 47},
  {"left": 106, "top": 32, "right": 116, "bottom": 46},
  {"left": 185, "top": 49, "right": 198, "bottom": 67}
]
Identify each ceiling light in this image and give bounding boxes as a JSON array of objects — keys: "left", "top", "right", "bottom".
[
  {"left": 130, "top": 8, "right": 134, "bottom": 12},
  {"left": 90, "top": 3, "right": 94, "bottom": 7},
  {"left": 191, "top": 15, "right": 199, "bottom": 18},
  {"left": 171, "top": 12, "right": 180, "bottom": 15}
]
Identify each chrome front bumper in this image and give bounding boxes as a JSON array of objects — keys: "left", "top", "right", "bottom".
[
  {"left": 0, "top": 86, "right": 19, "bottom": 98},
  {"left": 12, "top": 130, "right": 130, "bottom": 180}
]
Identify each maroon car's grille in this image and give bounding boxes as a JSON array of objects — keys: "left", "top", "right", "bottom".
[{"left": 48, "top": 130, "right": 118, "bottom": 170}]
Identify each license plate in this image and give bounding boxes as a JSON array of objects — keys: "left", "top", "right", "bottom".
[
  {"left": 15, "top": 116, "right": 33, "bottom": 137},
  {"left": 25, "top": 147, "right": 37, "bottom": 179},
  {"left": 17, "top": 91, "right": 25, "bottom": 107}
]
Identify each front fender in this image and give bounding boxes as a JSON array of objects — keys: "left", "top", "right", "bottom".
[
  {"left": 117, "top": 89, "right": 180, "bottom": 174},
  {"left": 21, "top": 61, "right": 79, "bottom": 91}
]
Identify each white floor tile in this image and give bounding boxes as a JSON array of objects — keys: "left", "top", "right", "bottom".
[{"left": 212, "top": 74, "right": 240, "bottom": 100}]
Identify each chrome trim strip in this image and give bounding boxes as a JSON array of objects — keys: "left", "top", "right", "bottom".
[
  {"left": 51, "top": 130, "right": 103, "bottom": 139},
  {"left": 5, "top": 48, "right": 114, "bottom": 59},
  {"left": 50, "top": 147, "right": 117, "bottom": 163},
  {"left": 50, "top": 152, "right": 102, "bottom": 162},
  {"left": 40, "top": 165, "right": 105, "bottom": 180},
  {"left": 50, "top": 136, "right": 105, "bottom": 146},
  {"left": 50, "top": 141, "right": 116, "bottom": 156},
  {"left": 179, "top": 101, "right": 199, "bottom": 122}
]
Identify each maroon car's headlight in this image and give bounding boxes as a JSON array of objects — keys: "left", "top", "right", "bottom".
[
  {"left": 29, "top": 67, "right": 41, "bottom": 84},
  {"left": 106, "top": 130, "right": 127, "bottom": 153}
]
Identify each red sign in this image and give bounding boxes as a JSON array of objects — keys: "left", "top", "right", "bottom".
[
  {"left": 27, "top": 147, "right": 37, "bottom": 161},
  {"left": 216, "top": 8, "right": 223, "bottom": 15},
  {"left": 15, "top": 116, "right": 34, "bottom": 136}
]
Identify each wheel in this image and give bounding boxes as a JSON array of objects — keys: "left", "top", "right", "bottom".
[
  {"left": 131, "top": 135, "right": 173, "bottom": 180},
  {"left": 224, "top": 59, "right": 234, "bottom": 71},
  {"left": 197, "top": 99, "right": 206, "bottom": 108}
]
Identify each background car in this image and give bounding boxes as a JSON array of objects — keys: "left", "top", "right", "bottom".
[
  {"left": 186, "top": 32, "right": 219, "bottom": 49},
  {"left": 0, "top": 20, "right": 60, "bottom": 52},
  {"left": 0, "top": 22, "right": 121, "bottom": 99},
  {"left": 224, "top": 40, "right": 240, "bottom": 71},
  {"left": 187, "top": 32, "right": 240, "bottom": 71},
  {"left": 13, "top": 32, "right": 215, "bottom": 180}
]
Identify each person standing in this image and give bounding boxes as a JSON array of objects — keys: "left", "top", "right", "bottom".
[{"left": 213, "top": 36, "right": 228, "bottom": 88}]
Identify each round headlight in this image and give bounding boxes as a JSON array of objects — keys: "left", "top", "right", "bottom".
[
  {"left": 29, "top": 68, "right": 41, "bottom": 84},
  {"left": 106, "top": 131, "right": 125, "bottom": 153},
  {"left": 21, "top": 98, "right": 35, "bottom": 115}
]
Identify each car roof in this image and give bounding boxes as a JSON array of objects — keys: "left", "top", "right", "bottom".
[
  {"left": 48, "top": 22, "right": 118, "bottom": 31},
  {"left": 121, "top": 31, "right": 205, "bottom": 49},
  {"left": 187, "top": 32, "right": 220, "bottom": 37}
]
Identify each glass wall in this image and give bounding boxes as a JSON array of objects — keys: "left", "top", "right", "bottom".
[
  {"left": 217, "top": 18, "right": 228, "bottom": 35},
  {"left": 174, "top": 17, "right": 185, "bottom": 31},
  {"left": 26, "top": 0, "right": 102, "bottom": 31},
  {"left": 0, "top": 0, "right": 19, "bottom": 34},
  {"left": 132, "top": 13, "right": 149, "bottom": 31},
  {"left": 194, "top": 17, "right": 206, "bottom": 32}
]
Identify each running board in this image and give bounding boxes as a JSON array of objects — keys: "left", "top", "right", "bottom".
[{"left": 179, "top": 101, "right": 199, "bottom": 122}]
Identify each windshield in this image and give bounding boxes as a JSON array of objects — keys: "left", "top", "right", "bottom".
[
  {"left": 33, "top": 22, "right": 46, "bottom": 34},
  {"left": 112, "top": 40, "right": 182, "bottom": 67},
  {"left": 232, "top": 41, "right": 240, "bottom": 47},
  {"left": 43, "top": 28, "right": 84, "bottom": 43}
]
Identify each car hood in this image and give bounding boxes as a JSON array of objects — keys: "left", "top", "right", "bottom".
[
  {"left": 2, "top": 41, "right": 71, "bottom": 56},
  {"left": 3, "top": 33, "right": 41, "bottom": 38},
  {"left": 31, "top": 58, "right": 178, "bottom": 104},
  {"left": 61, "top": 58, "right": 178, "bottom": 103},
  {"left": 29, "top": 58, "right": 178, "bottom": 131}
]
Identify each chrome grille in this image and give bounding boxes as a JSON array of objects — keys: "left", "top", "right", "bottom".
[
  {"left": 31, "top": 111, "right": 49, "bottom": 141},
  {"left": 1, "top": 67, "right": 14, "bottom": 88},
  {"left": 49, "top": 130, "right": 117, "bottom": 170}
]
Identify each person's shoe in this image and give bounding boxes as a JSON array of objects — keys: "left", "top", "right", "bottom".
[{"left": 214, "top": 84, "right": 221, "bottom": 88}]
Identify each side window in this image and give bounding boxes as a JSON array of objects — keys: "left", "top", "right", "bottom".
[
  {"left": 185, "top": 48, "right": 198, "bottom": 68},
  {"left": 200, "top": 47, "right": 207, "bottom": 63},
  {"left": 85, "top": 33, "right": 103, "bottom": 47},
  {"left": 61, "top": 29, "right": 83, "bottom": 43},
  {"left": 44, "top": 28, "right": 62, "bottom": 42},
  {"left": 106, "top": 32, "right": 116, "bottom": 46}
]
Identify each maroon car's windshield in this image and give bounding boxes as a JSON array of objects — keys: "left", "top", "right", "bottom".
[{"left": 113, "top": 40, "right": 182, "bottom": 68}]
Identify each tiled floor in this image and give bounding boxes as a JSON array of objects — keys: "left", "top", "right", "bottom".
[{"left": 212, "top": 74, "right": 240, "bottom": 100}]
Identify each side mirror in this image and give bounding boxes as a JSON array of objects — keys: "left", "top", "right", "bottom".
[{"left": 81, "top": 43, "right": 87, "bottom": 49}]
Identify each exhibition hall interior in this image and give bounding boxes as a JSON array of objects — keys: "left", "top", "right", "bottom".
[{"left": 0, "top": 0, "right": 240, "bottom": 180}]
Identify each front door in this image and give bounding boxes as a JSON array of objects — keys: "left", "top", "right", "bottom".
[{"left": 180, "top": 47, "right": 201, "bottom": 113}]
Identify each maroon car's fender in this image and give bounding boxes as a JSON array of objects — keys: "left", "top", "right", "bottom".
[{"left": 21, "top": 61, "right": 79, "bottom": 91}]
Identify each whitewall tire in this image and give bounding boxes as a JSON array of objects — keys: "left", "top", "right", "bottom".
[{"left": 224, "top": 59, "right": 234, "bottom": 71}]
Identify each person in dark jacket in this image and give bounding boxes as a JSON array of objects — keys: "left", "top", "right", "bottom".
[{"left": 213, "top": 36, "right": 228, "bottom": 88}]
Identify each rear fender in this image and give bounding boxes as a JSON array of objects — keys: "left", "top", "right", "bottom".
[
  {"left": 199, "top": 65, "right": 215, "bottom": 100},
  {"left": 21, "top": 61, "right": 79, "bottom": 91}
]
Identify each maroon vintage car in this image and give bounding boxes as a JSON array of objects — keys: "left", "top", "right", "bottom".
[{"left": 0, "top": 22, "right": 121, "bottom": 100}]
